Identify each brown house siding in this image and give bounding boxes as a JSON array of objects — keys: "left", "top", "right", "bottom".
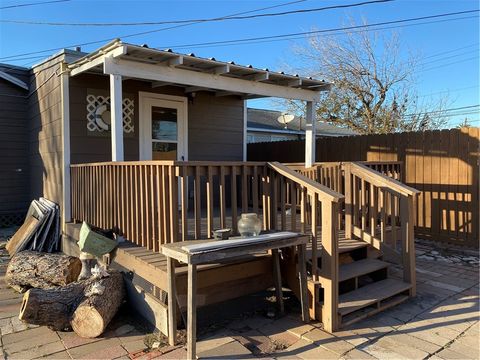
[
  {"left": 0, "top": 65, "right": 29, "bottom": 219},
  {"left": 27, "top": 57, "right": 64, "bottom": 208},
  {"left": 69, "top": 73, "right": 244, "bottom": 164}
]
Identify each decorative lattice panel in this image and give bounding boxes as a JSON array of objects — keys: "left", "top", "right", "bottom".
[{"left": 86, "top": 94, "right": 134, "bottom": 133}]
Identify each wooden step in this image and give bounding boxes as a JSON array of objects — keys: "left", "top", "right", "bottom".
[
  {"left": 338, "top": 278, "right": 411, "bottom": 317},
  {"left": 339, "top": 259, "right": 389, "bottom": 282},
  {"left": 338, "top": 239, "right": 368, "bottom": 254}
]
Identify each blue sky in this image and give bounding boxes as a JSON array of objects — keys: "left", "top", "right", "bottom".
[{"left": 0, "top": 0, "right": 478, "bottom": 127}]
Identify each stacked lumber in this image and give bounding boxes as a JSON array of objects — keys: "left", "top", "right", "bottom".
[{"left": 6, "top": 198, "right": 60, "bottom": 256}]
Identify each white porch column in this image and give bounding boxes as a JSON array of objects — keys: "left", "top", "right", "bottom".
[
  {"left": 305, "top": 101, "right": 316, "bottom": 168},
  {"left": 60, "top": 64, "right": 71, "bottom": 228},
  {"left": 110, "top": 74, "right": 124, "bottom": 161}
]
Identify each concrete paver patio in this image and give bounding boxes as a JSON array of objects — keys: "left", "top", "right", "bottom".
[{"left": 0, "top": 235, "right": 478, "bottom": 359}]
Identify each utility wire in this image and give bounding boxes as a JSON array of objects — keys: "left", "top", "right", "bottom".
[
  {"left": 403, "top": 105, "right": 480, "bottom": 117},
  {"left": 0, "top": 0, "right": 393, "bottom": 26},
  {"left": 418, "top": 85, "right": 479, "bottom": 98},
  {"left": 420, "top": 56, "right": 479, "bottom": 72},
  {"left": 157, "top": 10, "right": 479, "bottom": 49},
  {"left": 419, "top": 48, "right": 479, "bottom": 66},
  {"left": 423, "top": 42, "right": 479, "bottom": 59},
  {"left": 0, "top": 0, "right": 307, "bottom": 61},
  {"left": 0, "top": 0, "right": 69, "bottom": 10},
  {"left": 0, "top": 8, "right": 477, "bottom": 62}
]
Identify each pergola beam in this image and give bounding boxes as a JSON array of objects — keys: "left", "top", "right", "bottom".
[
  {"left": 70, "top": 46, "right": 126, "bottom": 77},
  {"left": 103, "top": 58, "right": 321, "bottom": 101}
]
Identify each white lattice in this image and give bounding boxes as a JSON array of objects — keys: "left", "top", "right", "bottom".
[{"left": 86, "top": 94, "right": 134, "bottom": 133}]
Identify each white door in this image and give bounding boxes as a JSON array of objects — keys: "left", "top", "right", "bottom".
[{"left": 139, "top": 93, "right": 188, "bottom": 161}]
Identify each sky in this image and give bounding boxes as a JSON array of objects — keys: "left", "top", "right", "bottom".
[{"left": 0, "top": 0, "right": 478, "bottom": 127}]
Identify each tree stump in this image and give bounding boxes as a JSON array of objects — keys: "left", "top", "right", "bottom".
[
  {"left": 71, "top": 272, "right": 125, "bottom": 338},
  {"left": 6, "top": 251, "right": 81, "bottom": 291}
]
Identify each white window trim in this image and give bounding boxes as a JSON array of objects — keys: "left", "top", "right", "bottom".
[{"left": 138, "top": 92, "right": 188, "bottom": 161}]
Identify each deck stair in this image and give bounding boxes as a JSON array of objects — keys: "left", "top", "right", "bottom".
[{"left": 285, "top": 237, "right": 412, "bottom": 330}]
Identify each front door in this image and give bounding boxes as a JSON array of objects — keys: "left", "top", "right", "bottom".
[{"left": 139, "top": 93, "right": 187, "bottom": 161}]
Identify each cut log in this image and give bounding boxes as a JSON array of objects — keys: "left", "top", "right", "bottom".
[
  {"left": 71, "top": 272, "right": 125, "bottom": 338},
  {"left": 19, "top": 271, "right": 125, "bottom": 334},
  {"left": 19, "top": 281, "right": 86, "bottom": 331},
  {"left": 6, "top": 251, "right": 81, "bottom": 291}
]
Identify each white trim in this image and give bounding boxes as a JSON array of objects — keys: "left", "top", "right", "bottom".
[
  {"left": 243, "top": 101, "right": 247, "bottom": 161},
  {"left": 138, "top": 92, "right": 188, "bottom": 161},
  {"left": 104, "top": 57, "right": 321, "bottom": 102},
  {"left": 0, "top": 70, "right": 28, "bottom": 90},
  {"left": 110, "top": 73, "right": 124, "bottom": 161},
  {"left": 247, "top": 127, "right": 304, "bottom": 135},
  {"left": 305, "top": 101, "right": 316, "bottom": 168},
  {"left": 70, "top": 45, "right": 126, "bottom": 77},
  {"left": 60, "top": 68, "right": 71, "bottom": 228}
]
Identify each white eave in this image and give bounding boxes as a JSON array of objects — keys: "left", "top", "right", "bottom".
[{"left": 67, "top": 39, "right": 331, "bottom": 101}]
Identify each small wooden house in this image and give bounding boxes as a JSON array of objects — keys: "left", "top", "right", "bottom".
[{"left": 0, "top": 39, "right": 419, "bottom": 335}]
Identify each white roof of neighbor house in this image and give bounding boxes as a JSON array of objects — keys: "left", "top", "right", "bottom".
[
  {"left": 66, "top": 39, "right": 331, "bottom": 100},
  {"left": 247, "top": 108, "right": 357, "bottom": 137}
]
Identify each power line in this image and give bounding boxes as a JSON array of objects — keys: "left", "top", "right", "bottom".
[
  {"left": 418, "top": 85, "right": 479, "bottom": 98},
  {"left": 0, "top": 0, "right": 393, "bottom": 26},
  {"left": 423, "top": 43, "right": 479, "bottom": 59},
  {"left": 420, "top": 56, "right": 479, "bottom": 72},
  {"left": 156, "top": 10, "right": 479, "bottom": 49},
  {"left": 0, "top": 0, "right": 69, "bottom": 10},
  {"left": 419, "top": 48, "right": 479, "bottom": 66},
  {"left": 1, "top": 9, "right": 477, "bottom": 62},
  {"left": 0, "top": 0, "right": 307, "bottom": 61},
  {"left": 162, "top": 15, "right": 477, "bottom": 51},
  {"left": 403, "top": 105, "right": 480, "bottom": 117}
]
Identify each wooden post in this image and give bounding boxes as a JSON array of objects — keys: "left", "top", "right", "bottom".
[
  {"left": 320, "top": 201, "right": 339, "bottom": 332},
  {"left": 272, "top": 249, "right": 284, "bottom": 315},
  {"left": 167, "top": 257, "right": 177, "bottom": 346},
  {"left": 401, "top": 195, "right": 416, "bottom": 296},
  {"left": 305, "top": 101, "right": 316, "bottom": 168},
  {"left": 344, "top": 163, "right": 352, "bottom": 239},
  {"left": 110, "top": 73, "right": 124, "bottom": 161},
  {"left": 187, "top": 264, "right": 197, "bottom": 360},
  {"left": 297, "top": 243, "right": 310, "bottom": 323}
]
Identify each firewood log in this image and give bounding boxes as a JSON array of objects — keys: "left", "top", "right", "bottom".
[
  {"left": 19, "top": 270, "right": 125, "bottom": 335},
  {"left": 71, "top": 272, "right": 125, "bottom": 338},
  {"left": 19, "top": 281, "right": 86, "bottom": 331},
  {"left": 6, "top": 251, "right": 81, "bottom": 291}
]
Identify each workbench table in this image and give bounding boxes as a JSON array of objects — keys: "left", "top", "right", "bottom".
[{"left": 161, "top": 231, "right": 310, "bottom": 360}]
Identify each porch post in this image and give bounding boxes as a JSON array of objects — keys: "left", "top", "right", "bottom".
[
  {"left": 60, "top": 63, "right": 71, "bottom": 227},
  {"left": 110, "top": 74, "right": 124, "bottom": 161},
  {"left": 305, "top": 101, "right": 316, "bottom": 168}
]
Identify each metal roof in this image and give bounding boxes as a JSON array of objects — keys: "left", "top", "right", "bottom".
[{"left": 67, "top": 39, "right": 331, "bottom": 97}]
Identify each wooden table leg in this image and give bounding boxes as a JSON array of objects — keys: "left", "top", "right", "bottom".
[
  {"left": 272, "top": 249, "right": 284, "bottom": 315},
  {"left": 187, "top": 264, "right": 197, "bottom": 360},
  {"left": 297, "top": 244, "right": 310, "bottom": 323},
  {"left": 167, "top": 257, "right": 177, "bottom": 346}
]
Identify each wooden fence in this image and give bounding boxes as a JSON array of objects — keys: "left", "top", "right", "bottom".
[{"left": 248, "top": 128, "right": 480, "bottom": 247}]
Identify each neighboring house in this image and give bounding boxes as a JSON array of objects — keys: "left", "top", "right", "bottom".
[{"left": 247, "top": 108, "right": 357, "bottom": 143}]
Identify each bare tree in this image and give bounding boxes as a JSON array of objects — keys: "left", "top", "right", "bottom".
[{"left": 282, "top": 23, "right": 449, "bottom": 134}]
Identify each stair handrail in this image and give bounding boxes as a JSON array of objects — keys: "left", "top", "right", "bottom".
[
  {"left": 348, "top": 162, "right": 419, "bottom": 197},
  {"left": 267, "top": 162, "right": 344, "bottom": 203},
  {"left": 343, "top": 161, "right": 418, "bottom": 300},
  {"left": 268, "top": 161, "right": 344, "bottom": 332}
]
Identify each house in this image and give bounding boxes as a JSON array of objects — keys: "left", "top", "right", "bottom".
[
  {"left": 0, "top": 39, "right": 418, "bottom": 337},
  {"left": 247, "top": 108, "right": 357, "bottom": 143}
]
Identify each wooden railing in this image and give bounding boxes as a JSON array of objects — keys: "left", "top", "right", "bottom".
[
  {"left": 71, "top": 161, "right": 179, "bottom": 252},
  {"left": 343, "top": 162, "right": 419, "bottom": 295},
  {"left": 267, "top": 162, "right": 344, "bottom": 331},
  {"left": 70, "top": 159, "right": 414, "bottom": 333}
]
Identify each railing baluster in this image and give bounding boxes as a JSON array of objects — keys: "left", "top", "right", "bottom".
[
  {"left": 206, "top": 166, "right": 214, "bottom": 238},
  {"left": 219, "top": 166, "right": 226, "bottom": 229},
  {"left": 231, "top": 166, "right": 238, "bottom": 233},
  {"left": 194, "top": 166, "right": 201, "bottom": 239}
]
